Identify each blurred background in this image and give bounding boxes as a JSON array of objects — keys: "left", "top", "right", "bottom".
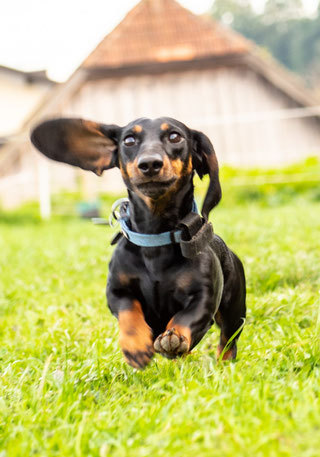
[{"left": 0, "top": 0, "right": 319, "bottom": 218}]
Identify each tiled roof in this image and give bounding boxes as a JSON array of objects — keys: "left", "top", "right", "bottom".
[{"left": 83, "top": 0, "right": 251, "bottom": 69}]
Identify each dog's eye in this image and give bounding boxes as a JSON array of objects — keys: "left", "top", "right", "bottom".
[
  {"left": 123, "top": 136, "right": 136, "bottom": 147},
  {"left": 168, "top": 132, "right": 182, "bottom": 143}
]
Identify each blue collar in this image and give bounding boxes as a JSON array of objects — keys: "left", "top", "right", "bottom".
[{"left": 116, "top": 199, "right": 199, "bottom": 248}]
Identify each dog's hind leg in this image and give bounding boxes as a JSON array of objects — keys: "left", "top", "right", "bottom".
[
  {"left": 215, "top": 254, "right": 246, "bottom": 361},
  {"left": 215, "top": 308, "right": 244, "bottom": 360}
]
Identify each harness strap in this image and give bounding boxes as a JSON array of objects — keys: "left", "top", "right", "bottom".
[
  {"left": 180, "top": 219, "right": 214, "bottom": 259},
  {"left": 110, "top": 198, "right": 214, "bottom": 258}
]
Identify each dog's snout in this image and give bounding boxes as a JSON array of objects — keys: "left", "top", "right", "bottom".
[{"left": 138, "top": 153, "right": 163, "bottom": 176}]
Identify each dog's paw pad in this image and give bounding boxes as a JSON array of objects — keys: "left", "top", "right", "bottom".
[
  {"left": 160, "top": 332, "right": 180, "bottom": 352},
  {"left": 154, "top": 328, "right": 189, "bottom": 358}
]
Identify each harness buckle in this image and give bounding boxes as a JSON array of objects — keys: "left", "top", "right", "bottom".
[{"left": 121, "top": 229, "right": 129, "bottom": 240}]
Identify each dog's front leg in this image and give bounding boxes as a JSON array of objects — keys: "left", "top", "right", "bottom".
[
  {"left": 154, "top": 289, "right": 215, "bottom": 359},
  {"left": 109, "top": 296, "right": 154, "bottom": 369}
]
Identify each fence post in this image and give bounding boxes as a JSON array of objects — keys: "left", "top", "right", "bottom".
[{"left": 37, "top": 156, "right": 51, "bottom": 219}]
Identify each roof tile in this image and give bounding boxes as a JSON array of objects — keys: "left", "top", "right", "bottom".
[{"left": 84, "top": 0, "right": 251, "bottom": 68}]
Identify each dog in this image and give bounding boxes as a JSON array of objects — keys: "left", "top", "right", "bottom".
[{"left": 31, "top": 117, "right": 246, "bottom": 369}]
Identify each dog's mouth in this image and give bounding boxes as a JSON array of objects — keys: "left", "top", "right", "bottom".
[{"left": 136, "top": 178, "right": 176, "bottom": 198}]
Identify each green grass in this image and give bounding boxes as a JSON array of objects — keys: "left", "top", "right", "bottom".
[{"left": 1, "top": 175, "right": 320, "bottom": 456}]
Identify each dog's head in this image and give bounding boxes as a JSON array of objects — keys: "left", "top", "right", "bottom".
[{"left": 31, "top": 117, "right": 221, "bottom": 218}]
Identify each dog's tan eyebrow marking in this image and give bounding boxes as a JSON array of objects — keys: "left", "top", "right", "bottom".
[
  {"left": 133, "top": 125, "right": 143, "bottom": 133},
  {"left": 160, "top": 123, "right": 169, "bottom": 131}
]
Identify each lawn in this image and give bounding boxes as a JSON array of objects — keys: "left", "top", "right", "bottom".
[{"left": 1, "top": 168, "right": 320, "bottom": 457}]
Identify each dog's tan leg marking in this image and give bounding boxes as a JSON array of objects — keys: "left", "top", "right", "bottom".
[
  {"left": 119, "top": 300, "right": 154, "bottom": 369},
  {"left": 216, "top": 344, "right": 237, "bottom": 361}
]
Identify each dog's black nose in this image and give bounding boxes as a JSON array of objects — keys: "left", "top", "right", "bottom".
[{"left": 138, "top": 154, "right": 163, "bottom": 176}]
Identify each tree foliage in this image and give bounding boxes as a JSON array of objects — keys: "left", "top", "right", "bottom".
[{"left": 210, "top": 0, "right": 320, "bottom": 86}]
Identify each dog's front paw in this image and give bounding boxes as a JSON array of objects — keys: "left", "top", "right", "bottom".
[
  {"left": 154, "top": 328, "right": 189, "bottom": 359},
  {"left": 120, "top": 329, "right": 154, "bottom": 369},
  {"left": 122, "top": 345, "right": 154, "bottom": 369}
]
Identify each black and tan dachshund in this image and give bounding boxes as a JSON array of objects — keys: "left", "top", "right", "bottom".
[{"left": 31, "top": 117, "right": 246, "bottom": 369}]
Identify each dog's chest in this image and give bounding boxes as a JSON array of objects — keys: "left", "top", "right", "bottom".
[
  {"left": 139, "top": 273, "right": 186, "bottom": 334},
  {"left": 141, "top": 248, "right": 177, "bottom": 280},
  {"left": 137, "top": 250, "right": 197, "bottom": 331}
]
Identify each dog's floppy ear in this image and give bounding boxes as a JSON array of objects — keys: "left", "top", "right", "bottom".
[
  {"left": 191, "top": 129, "right": 222, "bottom": 219},
  {"left": 31, "top": 118, "right": 121, "bottom": 176}
]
